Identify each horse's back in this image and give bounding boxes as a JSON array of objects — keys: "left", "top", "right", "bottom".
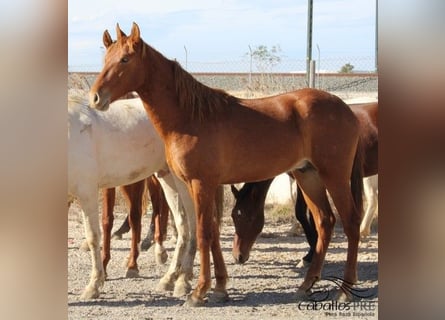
[
  {"left": 68, "top": 98, "right": 166, "bottom": 191},
  {"left": 94, "top": 99, "right": 166, "bottom": 187},
  {"left": 216, "top": 88, "right": 359, "bottom": 183},
  {"left": 350, "top": 102, "right": 378, "bottom": 176},
  {"left": 350, "top": 102, "right": 378, "bottom": 128}
]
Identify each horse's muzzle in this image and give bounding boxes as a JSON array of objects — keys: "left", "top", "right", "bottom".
[
  {"left": 89, "top": 91, "right": 110, "bottom": 111},
  {"left": 233, "top": 252, "right": 249, "bottom": 264}
]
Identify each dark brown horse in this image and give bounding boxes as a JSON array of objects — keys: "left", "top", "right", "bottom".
[
  {"left": 89, "top": 22, "right": 364, "bottom": 305},
  {"left": 231, "top": 102, "right": 378, "bottom": 266}
]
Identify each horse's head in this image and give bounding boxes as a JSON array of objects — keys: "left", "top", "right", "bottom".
[
  {"left": 90, "top": 22, "right": 145, "bottom": 111},
  {"left": 230, "top": 184, "right": 265, "bottom": 264}
]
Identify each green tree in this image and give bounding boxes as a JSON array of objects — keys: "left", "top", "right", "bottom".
[
  {"left": 339, "top": 62, "right": 354, "bottom": 73},
  {"left": 247, "top": 45, "right": 282, "bottom": 73}
]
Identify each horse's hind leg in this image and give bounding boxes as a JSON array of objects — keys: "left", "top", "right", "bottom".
[
  {"left": 360, "top": 175, "right": 378, "bottom": 239},
  {"left": 155, "top": 173, "right": 191, "bottom": 294},
  {"left": 146, "top": 175, "right": 169, "bottom": 264},
  {"left": 121, "top": 180, "right": 145, "bottom": 278},
  {"left": 101, "top": 187, "right": 116, "bottom": 277},
  {"left": 292, "top": 170, "right": 336, "bottom": 299},
  {"left": 141, "top": 210, "right": 156, "bottom": 250},
  {"left": 294, "top": 184, "right": 317, "bottom": 266},
  {"left": 154, "top": 195, "right": 169, "bottom": 265},
  {"left": 324, "top": 177, "right": 362, "bottom": 301},
  {"left": 173, "top": 175, "right": 197, "bottom": 297}
]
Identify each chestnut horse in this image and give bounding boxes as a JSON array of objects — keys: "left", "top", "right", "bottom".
[
  {"left": 101, "top": 175, "right": 170, "bottom": 277},
  {"left": 231, "top": 102, "right": 378, "bottom": 266},
  {"left": 109, "top": 175, "right": 170, "bottom": 253},
  {"left": 89, "top": 23, "right": 364, "bottom": 305},
  {"left": 68, "top": 96, "right": 197, "bottom": 300}
]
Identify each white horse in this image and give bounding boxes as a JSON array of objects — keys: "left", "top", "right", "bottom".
[
  {"left": 289, "top": 174, "right": 379, "bottom": 239},
  {"left": 68, "top": 95, "right": 196, "bottom": 300},
  {"left": 360, "top": 174, "right": 378, "bottom": 238}
]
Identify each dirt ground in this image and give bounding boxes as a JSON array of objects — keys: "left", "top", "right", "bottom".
[{"left": 68, "top": 198, "right": 378, "bottom": 320}]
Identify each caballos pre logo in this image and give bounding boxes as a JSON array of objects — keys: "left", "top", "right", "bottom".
[
  {"left": 297, "top": 275, "right": 377, "bottom": 316},
  {"left": 298, "top": 300, "right": 377, "bottom": 311}
]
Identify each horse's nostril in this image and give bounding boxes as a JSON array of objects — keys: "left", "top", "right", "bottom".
[{"left": 94, "top": 93, "right": 100, "bottom": 104}]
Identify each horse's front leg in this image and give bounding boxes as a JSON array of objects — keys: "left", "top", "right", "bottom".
[
  {"left": 79, "top": 192, "right": 105, "bottom": 299},
  {"left": 293, "top": 171, "right": 335, "bottom": 300},
  {"left": 210, "top": 209, "right": 229, "bottom": 302},
  {"left": 185, "top": 181, "right": 223, "bottom": 307}
]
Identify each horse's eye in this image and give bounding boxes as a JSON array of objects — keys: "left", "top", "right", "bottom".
[
  {"left": 120, "top": 57, "right": 129, "bottom": 63},
  {"left": 237, "top": 210, "right": 242, "bottom": 216}
]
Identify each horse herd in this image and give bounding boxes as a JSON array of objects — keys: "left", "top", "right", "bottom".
[{"left": 68, "top": 22, "right": 378, "bottom": 307}]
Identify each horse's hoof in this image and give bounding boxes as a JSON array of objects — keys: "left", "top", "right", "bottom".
[
  {"left": 79, "top": 240, "right": 90, "bottom": 252},
  {"left": 156, "top": 280, "right": 174, "bottom": 292},
  {"left": 80, "top": 287, "right": 100, "bottom": 300},
  {"left": 183, "top": 294, "right": 206, "bottom": 307},
  {"left": 295, "top": 288, "right": 311, "bottom": 301},
  {"left": 155, "top": 250, "right": 168, "bottom": 265},
  {"left": 296, "top": 259, "right": 310, "bottom": 269},
  {"left": 360, "top": 232, "right": 370, "bottom": 240},
  {"left": 140, "top": 239, "right": 153, "bottom": 251},
  {"left": 125, "top": 268, "right": 139, "bottom": 278},
  {"left": 111, "top": 233, "right": 122, "bottom": 240},
  {"left": 173, "top": 281, "right": 192, "bottom": 297},
  {"left": 210, "top": 290, "right": 229, "bottom": 303}
]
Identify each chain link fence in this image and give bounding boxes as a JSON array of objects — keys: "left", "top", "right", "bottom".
[
  {"left": 69, "top": 56, "right": 377, "bottom": 98},
  {"left": 69, "top": 56, "right": 375, "bottom": 74}
]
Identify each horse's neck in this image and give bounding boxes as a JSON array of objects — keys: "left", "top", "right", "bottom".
[
  {"left": 256, "top": 179, "right": 274, "bottom": 201},
  {"left": 137, "top": 47, "right": 185, "bottom": 140}
]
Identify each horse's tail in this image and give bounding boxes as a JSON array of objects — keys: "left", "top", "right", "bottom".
[
  {"left": 215, "top": 185, "right": 225, "bottom": 230},
  {"left": 351, "top": 137, "right": 365, "bottom": 222}
]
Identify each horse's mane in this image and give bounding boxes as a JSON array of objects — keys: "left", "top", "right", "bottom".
[
  {"left": 68, "top": 90, "right": 89, "bottom": 108},
  {"left": 172, "top": 60, "right": 239, "bottom": 122},
  {"left": 237, "top": 179, "right": 273, "bottom": 202},
  {"left": 237, "top": 182, "right": 257, "bottom": 199}
]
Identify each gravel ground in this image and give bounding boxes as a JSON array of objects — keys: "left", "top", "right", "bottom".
[{"left": 68, "top": 202, "right": 378, "bottom": 320}]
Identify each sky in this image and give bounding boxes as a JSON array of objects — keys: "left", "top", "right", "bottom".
[{"left": 68, "top": 0, "right": 377, "bottom": 72}]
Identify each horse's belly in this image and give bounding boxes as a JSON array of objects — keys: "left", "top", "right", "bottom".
[
  {"left": 98, "top": 156, "right": 166, "bottom": 188},
  {"left": 97, "top": 142, "right": 167, "bottom": 188},
  {"left": 220, "top": 141, "right": 304, "bottom": 184}
]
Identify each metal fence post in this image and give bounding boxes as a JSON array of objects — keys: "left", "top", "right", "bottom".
[{"left": 309, "top": 60, "right": 316, "bottom": 88}]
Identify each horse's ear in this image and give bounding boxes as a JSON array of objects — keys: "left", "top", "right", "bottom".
[
  {"left": 130, "top": 22, "right": 141, "bottom": 43},
  {"left": 103, "top": 30, "right": 113, "bottom": 48},
  {"left": 116, "top": 23, "right": 127, "bottom": 41},
  {"left": 231, "top": 185, "right": 239, "bottom": 198}
]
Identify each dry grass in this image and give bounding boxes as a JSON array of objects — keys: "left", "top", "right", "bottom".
[{"left": 264, "top": 201, "right": 295, "bottom": 225}]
